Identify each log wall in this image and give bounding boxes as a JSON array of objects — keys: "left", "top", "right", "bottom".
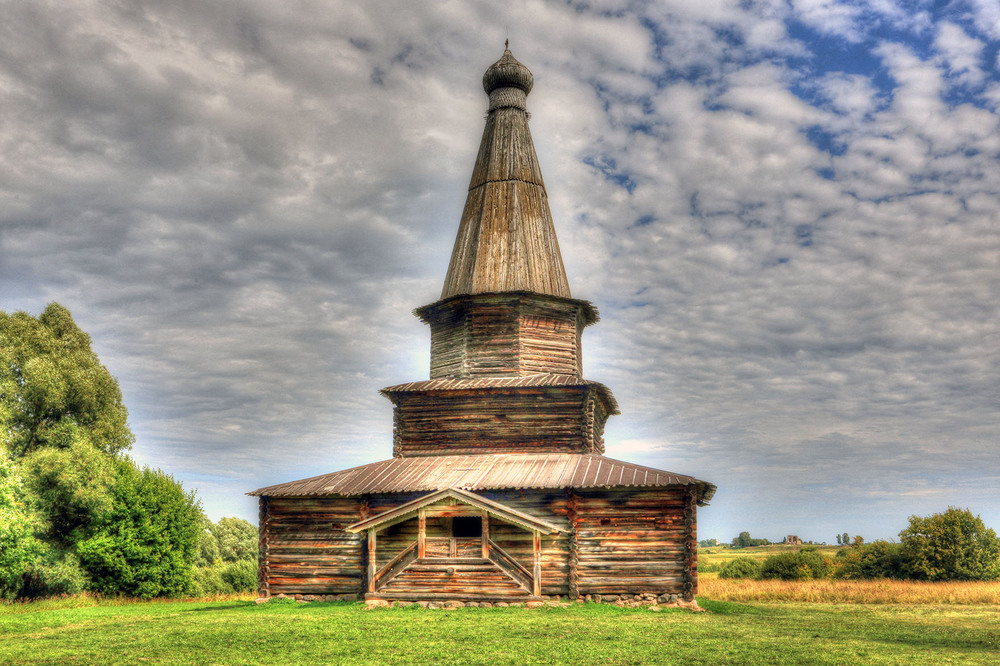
[
  {"left": 259, "top": 487, "right": 698, "bottom": 601},
  {"left": 262, "top": 496, "right": 365, "bottom": 596},
  {"left": 391, "top": 386, "right": 599, "bottom": 457},
  {"left": 574, "top": 488, "right": 697, "bottom": 599},
  {"left": 423, "top": 294, "right": 586, "bottom": 379}
]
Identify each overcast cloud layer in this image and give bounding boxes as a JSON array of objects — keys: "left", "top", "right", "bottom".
[{"left": 2, "top": 0, "right": 998, "bottom": 543}]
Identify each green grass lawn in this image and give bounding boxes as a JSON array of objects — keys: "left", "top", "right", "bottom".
[{"left": 2, "top": 597, "right": 998, "bottom": 665}]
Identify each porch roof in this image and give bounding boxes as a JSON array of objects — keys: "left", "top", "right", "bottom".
[{"left": 344, "top": 487, "right": 564, "bottom": 535}]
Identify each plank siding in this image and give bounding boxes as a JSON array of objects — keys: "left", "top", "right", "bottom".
[
  {"left": 574, "top": 488, "right": 694, "bottom": 597},
  {"left": 391, "top": 387, "right": 594, "bottom": 457},
  {"left": 264, "top": 497, "right": 364, "bottom": 596},
  {"left": 261, "top": 487, "right": 696, "bottom": 600},
  {"left": 422, "top": 294, "right": 589, "bottom": 379}
]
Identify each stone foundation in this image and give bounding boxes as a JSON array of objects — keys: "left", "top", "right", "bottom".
[{"left": 255, "top": 592, "right": 702, "bottom": 611}]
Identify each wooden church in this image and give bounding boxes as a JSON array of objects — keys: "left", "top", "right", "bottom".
[{"left": 249, "top": 46, "right": 715, "bottom": 605}]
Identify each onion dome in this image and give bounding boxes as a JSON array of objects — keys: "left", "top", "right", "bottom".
[
  {"left": 482, "top": 42, "right": 534, "bottom": 112},
  {"left": 483, "top": 42, "right": 534, "bottom": 95}
]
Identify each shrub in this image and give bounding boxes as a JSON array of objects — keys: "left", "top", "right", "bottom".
[
  {"left": 220, "top": 559, "right": 257, "bottom": 593},
  {"left": 834, "top": 540, "right": 906, "bottom": 579},
  {"left": 719, "top": 557, "right": 763, "bottom": 579},
  {"left": 20, "top": 548, "right": 90, "bottom": 598},
  {"left": 760, "top": 550, "right": 831, "bottom": 581},
  {"left": 187, "top": 560, "right": 257, "bottom": 597},
  {"left": 77, "top": 460, "right": 201, "bottom": 598}
]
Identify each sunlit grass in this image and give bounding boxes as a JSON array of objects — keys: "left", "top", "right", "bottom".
[
  {"left": 2, "top": 597, "right": 999, "bottom": 665},
  {"left": 700, "top": 576, "right": 1000, "bottom": 604},
  {"left": 0, "top": 591, "right": 255, "bottom": 615}
]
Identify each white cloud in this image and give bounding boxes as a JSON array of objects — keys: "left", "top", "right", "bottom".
[
  {"left": 934, "top": 21, "right": 986, "bottom": 87},
  {"left": 2, "top": 0, "right": 999, "bottom": 542}
]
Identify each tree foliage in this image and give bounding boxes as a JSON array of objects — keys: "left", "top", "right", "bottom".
[
  {"left": 0, "top": 449, "right": 42, "bottom": 600},
  {"left": 760, "top": 549, "right": 832, "bottom": 581},
  {"left": 77, "top": 459, "right": 202, "bottom": 598},
  {"left": 834, "top": 540, "right": 905, "bottom": 580},
  {"left": 188, "top": 516, "right": 258, "bottom": 596},
  {"left": 211, "top": 517, "right": 258, "bottom": 563},
  {"left": 898, "top": 507, "right": 1000, "bottom": 581},
  {"left": 2, "top": 304, "right": 203, "bottom": 599},
  {"left": 718, "top": 556, "right": 762, "bottom": 580},
  {"left": 731, "top": 531, "right": 770, "bottom": 548},
  {"left": 0, "top": 303, "right": 133, "bottom": 457}
]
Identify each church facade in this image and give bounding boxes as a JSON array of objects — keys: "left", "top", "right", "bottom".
[{"left": 249, "top": 46, "right": 715, "bottom": 604}]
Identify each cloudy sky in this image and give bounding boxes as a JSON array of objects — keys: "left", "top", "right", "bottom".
[{"left": 3, "top": 0, "right": 998, "bottom": 543}]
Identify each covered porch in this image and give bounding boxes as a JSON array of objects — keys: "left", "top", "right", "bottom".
[{"left": 345, "top": 487, "right": 564, "bottom": 601}]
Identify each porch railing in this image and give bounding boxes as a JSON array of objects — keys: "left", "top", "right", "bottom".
[
  {"left": 373, "top": 542, "right": 417, "bottom": 590},
  {"left": 486, "top": 539, "right": 532, "bottom": 592}
]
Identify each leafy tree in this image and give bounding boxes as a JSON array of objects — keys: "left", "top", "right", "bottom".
[
  {"left": 760, "top": 550, "right": 832, "bottom": 580},
  {"left": 195, "top": 517, "right": 222, "bottom": 568},
  {"left": 19, "top": 440, "right": 115, "bottom": 548},
  {"left": 211, "top": 517, "right": 257, "bottom": 563},
  {"left": 220, "top": 559, "right": 257, "bottom": 592},
  {"left": 834, "top": 540, "right": 905, "bottom": 580},
  {"left": 731, "top": 531, "right": 770, "bottom": 548},
  {"left": 188, "top": 517, "right": 259, "bottom": 596},
  {"left": 842, "top": 532, "right": 849, "bottom": 546},
  {"left": 836, "top": 534, "right": 842, "bottom": 546},
  {"left": 2, "top": 304, "right": 207, "bottom": 600},
  {"left": 899, "top": 507, "right": 1000, "bottom": 581},
  {"left": 0, "top": 449, "right": 42, "bottom": 599},
  {"left": 77, "top": 459, "right": 202, "bottom": 598},
  {"left": 0, "top": 303, "right": 133, "bottom": 458},
  {"left": 718, "top": 557, "right": 762, "bottom": 579}
]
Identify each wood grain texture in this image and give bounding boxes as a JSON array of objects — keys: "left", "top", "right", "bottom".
[
  {"left": 259, "top": 488, "right": 699, "bottom": 600},
  {"left": 420, "top": 293, "right": 594, "bottom": 379},
  {"left": 388, "top": 386, "right": 604, "bottom": 457}
]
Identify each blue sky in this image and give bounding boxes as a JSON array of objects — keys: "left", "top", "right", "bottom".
[{"left": 2, "top": 1, "right": 998, "bottom": 543}]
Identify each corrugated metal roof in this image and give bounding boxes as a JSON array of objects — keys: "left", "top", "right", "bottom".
[
  {"left": 380, "top": 374, "right": 620, "bottom": 414},
  {"left": 247, "top": 453, "right": 716, "bottom": 505}
]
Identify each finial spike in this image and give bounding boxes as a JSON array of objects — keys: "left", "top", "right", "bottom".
[{"left": 505, "top": 37, "right": 509, "bottom": 49}]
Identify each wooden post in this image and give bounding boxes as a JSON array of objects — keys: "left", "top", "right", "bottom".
[
  {"left": 367, "top": 529, "right": 376, "bottom": 593},
  {"left": 481, "top": 511, "right": 489, "bottom": 558},
  {"left": 418, "top": 509, "right": 426, "bottom": 558},
  {"left": 532, "top": 530, "right": 541, "bottom": 596}
]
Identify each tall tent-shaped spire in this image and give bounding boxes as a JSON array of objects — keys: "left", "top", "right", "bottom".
[{"left": 441, "top": 46, "right": 571, "bottom": 299}]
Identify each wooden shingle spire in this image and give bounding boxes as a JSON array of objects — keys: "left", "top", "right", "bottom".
[{"left": 441, "top": 46, "right": 572, "bottom": 299}]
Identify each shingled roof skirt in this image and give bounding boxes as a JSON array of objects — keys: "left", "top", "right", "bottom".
[
  {"left": 379, "top": 373, "right": 620, "bottom": 416},
  {"left": 414, "top": 291, "right": 600, "bottom": 328},
  {"left": 247, "top": 453, "right": 717, "bottom": 506},
  {"left": 440, "top": 47, "right": 571, "bottom": 300}
]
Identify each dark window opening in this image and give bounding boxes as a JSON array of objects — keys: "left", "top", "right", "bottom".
[
  {"left": 453, "top": 516, "right": 482, "bottom": 538},
  {"left": 600, "top": 518, "right": 611, "bottom": 526}
]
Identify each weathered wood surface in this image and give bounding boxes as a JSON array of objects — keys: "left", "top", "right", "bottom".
[
  {"left": 261, "top": 488, "right": 698, "bottom": 600},
  {"left": 487, "top": 540, "right": 532, "bottom": 591},
  {"left": 263, "top": 497, "right": 365, "bottom": 596},
  {"left": 374, "top": 558, "right": 530, "bottom": 601},
  {"left": 422, "top": 294, "right": 587, "bottom": 379},
  {"left": 389, "top": 386, "right": 608, "bottom": 457},
  {"left": 574, "top": 488, "right": 697, "bottom": 597},
  {"left": 440, "top": 80, "right": 571, "bottom": 300}
]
